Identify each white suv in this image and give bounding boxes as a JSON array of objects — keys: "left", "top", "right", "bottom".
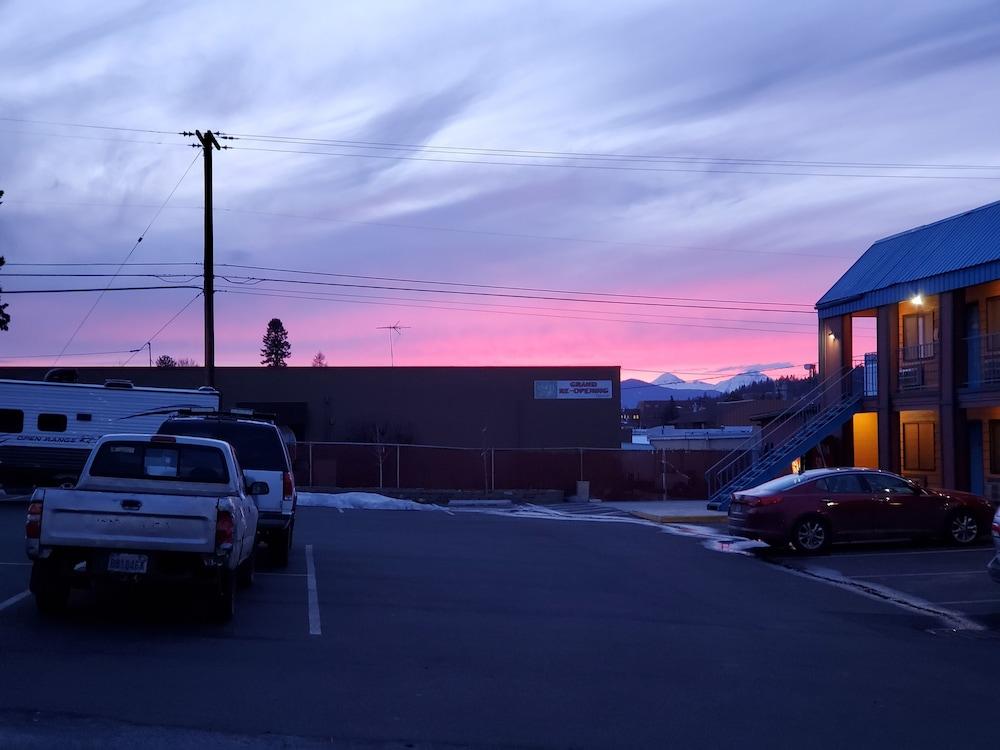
[{"left": 159, "top": 415, "right": 296, "bottom": 566}]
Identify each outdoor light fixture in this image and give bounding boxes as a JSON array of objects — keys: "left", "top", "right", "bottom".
[
  {"left": 827, "top": 331, "right": 836, "bottom": 340},
  {"left": 910, "top": 294, "right": 924, "bottom": 306}
]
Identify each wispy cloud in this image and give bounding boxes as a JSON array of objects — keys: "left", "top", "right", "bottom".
[{"left": 1, "top": 0, "right": 998, "bottom": 371}]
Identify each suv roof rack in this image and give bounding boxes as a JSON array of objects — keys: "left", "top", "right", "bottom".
[{"left": 169, "top": 408, "right": 278, "bottom": 423}]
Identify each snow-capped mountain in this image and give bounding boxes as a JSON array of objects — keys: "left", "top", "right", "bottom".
[
  {"left": 621, "top": 371, "right": 771, "bottom": 406},
  {"left": 653, "top": 372, "right": 716, "bottom": 390},
  {"left": 712, "top": 371, "right": 770, "bottom": 393}
]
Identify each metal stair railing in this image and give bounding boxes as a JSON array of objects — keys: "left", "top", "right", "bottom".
[{"left": 705, "top": 364, "right": 864, "bottom": 505}]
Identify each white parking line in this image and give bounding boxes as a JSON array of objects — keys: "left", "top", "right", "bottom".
[
  {"left": 938, "top": 598, "right": 1000, "bottom": 605},
  {"left": 305, "top": 544, "right": 321, "bottom": 636},
  {"left": 855, "top": 570, "right": 986, "bottom": 579},
  {"left": 0, "top": 590, "right": 30, "bottom": 612},
  {"left": 257, "top": 572, "right": 307, "bottom": 577},
  {"left": 0, "top": 562, "right": 30, "bottom": 566}
]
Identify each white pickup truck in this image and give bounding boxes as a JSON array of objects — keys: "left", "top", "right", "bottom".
[{"left": 25, "top": 433, "right": 261, "bottom": 622}]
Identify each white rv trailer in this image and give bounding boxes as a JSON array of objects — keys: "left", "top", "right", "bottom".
[{"left": 0, "top": 378, "right": 220, "bottom": 489}]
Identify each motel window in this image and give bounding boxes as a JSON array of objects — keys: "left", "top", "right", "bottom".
[
  {"left": 902, "top": 312, "right": 936, "bottom": 360},
  {"left": 37, "top": 413, "right": 68, "bottom": 433},
  {"left": 0, "top": 409, "right": 24, "bottom": 433},
  {"left": 987, "top": 298, "right": 1000, "bottom": 351},
  {"left": 902, "top": 422, "right": 935, "bottom": 472},
  {"left": 990, "top": 422, "right": 1000, "bottom": 474}
]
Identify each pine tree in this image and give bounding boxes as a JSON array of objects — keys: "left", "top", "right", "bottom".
[
  {"left": 156, "top": 354, "right": 178, "bottom": 368},
  {"left": 311, "top": 351, "right": 328, "bottom": 367},
  {"left": 261, "top": 318, "right": 291, "bottom": 367}
]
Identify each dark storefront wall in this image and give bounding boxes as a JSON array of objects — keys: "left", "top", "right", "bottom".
[{"left": 0, "top": 366, "right": 620, "bottom": 449}]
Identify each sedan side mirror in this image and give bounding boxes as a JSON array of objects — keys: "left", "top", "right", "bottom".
[{"left": 249, "top": 481, "right": 270, "bottom": 496}]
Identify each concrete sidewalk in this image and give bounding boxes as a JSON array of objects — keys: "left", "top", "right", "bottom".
[{"left": 601, "top": 500, "right": 727, "bottom": 524}]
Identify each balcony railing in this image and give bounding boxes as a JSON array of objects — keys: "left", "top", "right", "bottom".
[
  {"left": 965, "top": 333, "right": 1000, "bottom": 388},
  {"left": 851, "top": 352, "right": 878, "bottom": 397},
  {"left": 898, "top": 342, "right": 939, "bottom": 392}
]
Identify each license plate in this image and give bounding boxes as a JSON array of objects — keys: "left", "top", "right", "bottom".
[{"left": 107, "top": 553, "right": 148, "bottom": 574}]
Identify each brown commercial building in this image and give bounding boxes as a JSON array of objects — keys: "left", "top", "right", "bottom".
[{"left": 0, "top": 366, "right": 621, "bottom": 449}]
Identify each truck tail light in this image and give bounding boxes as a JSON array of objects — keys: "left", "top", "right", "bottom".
[
  {"left": 992, "top": 521, "right": 1000, "bottom": 537},
  {"left": 26, "top": 501, "right": 43, "bottom": 540},
  {"left": 283, "top": 471, "right": 295, "bottom": 501},
  {"left": 215, "top": 510, "right": 234, "bottom": 549}
]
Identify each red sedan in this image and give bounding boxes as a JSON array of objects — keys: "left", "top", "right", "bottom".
[{"left": 728, "top": 468, "right": 994, "bottom": 553}]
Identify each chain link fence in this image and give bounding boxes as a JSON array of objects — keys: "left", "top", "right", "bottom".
[{"left": 291, "top": 442, "right": 728, "bottom": 499}]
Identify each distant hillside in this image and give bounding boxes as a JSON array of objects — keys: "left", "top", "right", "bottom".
[{"left": 621, "top": 378, "right": 717, "bottom": 408}]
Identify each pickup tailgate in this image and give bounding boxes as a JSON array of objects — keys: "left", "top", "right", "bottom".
[{"left": 40, "top": 489, "right": 218, "bottom": 553}]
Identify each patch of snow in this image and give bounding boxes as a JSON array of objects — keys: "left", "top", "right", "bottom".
[{"left": 298, "top": 492, "right": 446, "bottom": 511}]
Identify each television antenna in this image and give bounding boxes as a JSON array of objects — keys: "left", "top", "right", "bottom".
[{"left": 376, "top": 322, "right": 410, "bottom": 366}]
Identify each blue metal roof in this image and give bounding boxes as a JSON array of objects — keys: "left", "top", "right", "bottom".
[{"left": 816, "top": 199, "right": 1000, "bottom": 318}]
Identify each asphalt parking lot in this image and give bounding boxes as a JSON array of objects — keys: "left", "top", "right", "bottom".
[
  {"left": 752, "top": 534, "right": 1000, "bottom": 629},
  {"left": 3, "top": 500, "right": 1000, "bottom": 748}
]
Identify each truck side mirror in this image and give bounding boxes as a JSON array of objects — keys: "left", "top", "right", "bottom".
[{"left": 249, "top": 481, "right": 270, "bottom": 496}]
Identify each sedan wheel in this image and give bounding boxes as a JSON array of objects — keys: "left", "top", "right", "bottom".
[
  {"left": 949, "top": 512, "right": 980, "bottom": 545},
  {"left": 791, "top": 517, "right": 830, "bottom": 553}
]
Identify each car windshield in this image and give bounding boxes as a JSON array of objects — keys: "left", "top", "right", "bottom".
[
  {"left": 89, "top": 441, "right": 230, "bottom": 484},
  {"left": 159, "top": 420, "right": 287, "bottom": 471}
]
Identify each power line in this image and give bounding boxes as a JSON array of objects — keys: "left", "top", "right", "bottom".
[
  {"left": 212, "top": 273, "right": 818, "bottom": 314},
  {"left": 216, "top": 283, "right": 813, "bottom": 331},
  {"left": 122, "top": 292, "right": 204, "bottom": 366},
  {"left": 0, "top": 129, "right": 189, "bottom": 148},
  {"left": 8, "top": 117, "right": 1000, "bottom": 173},
  {"left": 2, "top": 285, "right": 202, "bottom": 294},
  {"left": 213, "top": 282, "right": 816, "bottom": 328},
  {"left": 51, "top": 151, "right": 201, "bottom": 365},
  {"left": 0, "top": 117, "right": 177, "bottom": 136},
  {"left": 222, "top": 131, "right": 1000, "bottom": 171},
  {"left": 217, "top": 288, "right": 812, "bottom": 335},
  {"left": 215, "top": 264, "right": 815, "bottom": 308},
  {"left": 6, "top": 261, "right": 201, "bottom": 267},
  {"left": 13, "top": 266, "right": 816, "bottom": 310},
  {"left": 230, "top": 143, "right": 1000, "bottom": 181},
  {"left": 0, "top": 348, "right": 141, "bottom": 361}
]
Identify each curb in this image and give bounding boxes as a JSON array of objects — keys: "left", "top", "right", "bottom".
[{"left": 630, "top": 511, "right": 728, "bottom": 525}]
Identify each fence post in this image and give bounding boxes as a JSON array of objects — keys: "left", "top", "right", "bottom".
[
  {"left": 396, "top": 445, "right": 401, "bottom": 489},
  {"left": 491, "top": 448, "right": 495, "bottom": 492},
  {"left": 579, "top": 447, "right": 584, "bottom": 481},
  {"left": 308, "top": 442, "right": 313, "bottom": 488},
  {"left": 661, "top": 449, "right": 667, "bottom": 501}
]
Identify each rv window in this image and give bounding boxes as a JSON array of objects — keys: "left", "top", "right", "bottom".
[
  {"left": 76, "top": 413, "right": 93, "bottom": 422},
  {"left": 0, "top": 409, "right": 24, "bottom": 433},
  {"left": 38, "top": 413, "right": 68, "bottom": 433}
]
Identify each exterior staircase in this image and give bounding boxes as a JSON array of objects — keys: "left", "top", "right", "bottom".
[{"left": 705, "top": 365, "right": 866, "bottom": 511}]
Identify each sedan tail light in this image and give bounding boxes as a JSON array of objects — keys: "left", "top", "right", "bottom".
[{"left": 746, "top": 496, "right": 783, "bottom": 507}]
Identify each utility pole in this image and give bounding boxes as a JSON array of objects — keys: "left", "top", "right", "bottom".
[
  {"left": 184, "top": 130, "right": 223, "bottom": 387},
  {"left": 198, "top": 130, "right": 221, "bottom": 387}
]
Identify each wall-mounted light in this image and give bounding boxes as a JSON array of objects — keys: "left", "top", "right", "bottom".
[
  {"left": 910, "top": 294, "right": 924, "bottom": 306},
  {"left": 827, "top": 331, "right": 837, "bottom": 341}
]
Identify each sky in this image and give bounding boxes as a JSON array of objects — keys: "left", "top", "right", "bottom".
[{"left": 2, "top": 0, "right": 999, "bottom": 383}]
